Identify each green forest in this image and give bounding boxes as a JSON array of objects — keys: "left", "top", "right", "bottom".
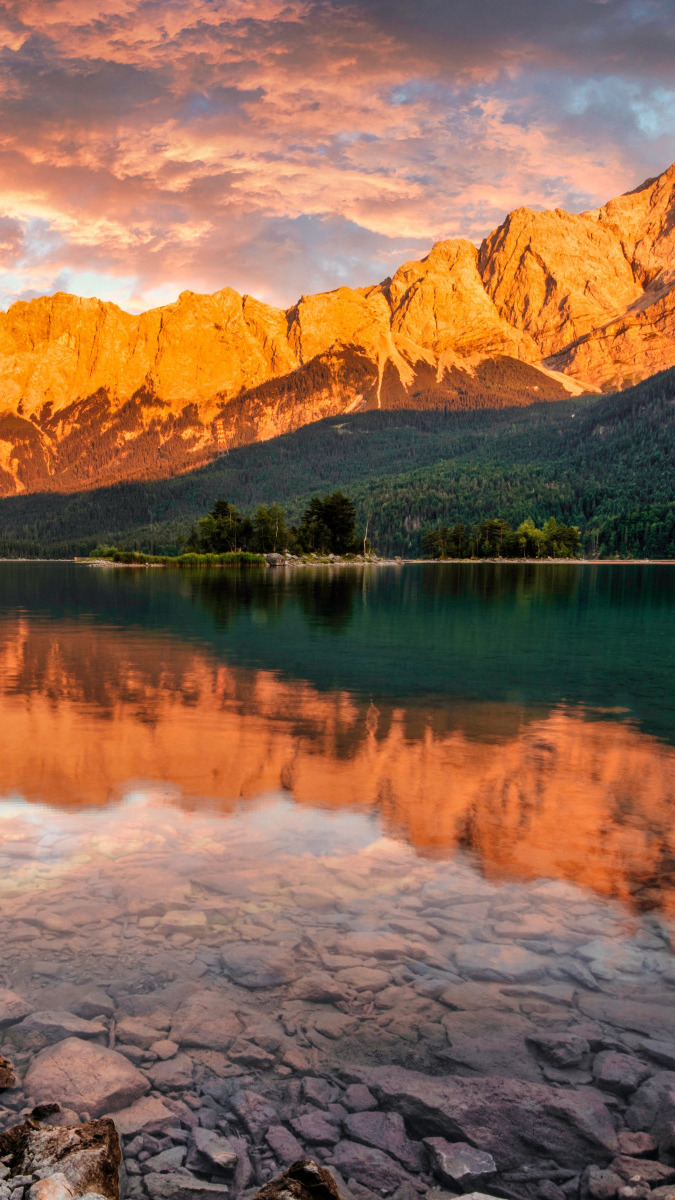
[{"left": 0, "top": 365, "right": 673, "bottom": 559}]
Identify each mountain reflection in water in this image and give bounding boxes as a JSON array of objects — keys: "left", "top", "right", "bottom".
[{"left": 0, "top": 587, "right": 673, "bottom": 912}]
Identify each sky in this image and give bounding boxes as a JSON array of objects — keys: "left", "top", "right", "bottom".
[{"left": 0, "top": 0, "right": 674, "bottom": 313}]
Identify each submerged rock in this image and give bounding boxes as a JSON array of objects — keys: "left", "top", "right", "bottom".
[
  {"left": 424, "top": 1138, "right": 497, "bottom": 1191},
  {"left": 9, "top": 1011, "right": 107, "bottom": 1051},
  {"left": 170, "top": 990, "right": 242, "bottom": 1049},
  {"left": 220, "top": 942, "right": 299, "bottom": 988},
  {"left": 348, "top": 1064, "right": 618, "bottom": 1169},
  {"left": 0, "top": 988, "right": 32, "bottom": 1028},
  {"left": 24, "top": 1038, "right": 148, "bottom": 1117}
]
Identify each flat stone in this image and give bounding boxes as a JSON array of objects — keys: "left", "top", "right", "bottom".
[
  {"left": 302, "top": 1078, "right": 340, "bottom": 1107},
  {"left": 328, "top": 1140, "right": 410, "bottom": 1193},
  {"left": 454, "top": 944, "right": 546, "bottom": 982},
  {"left": 220, "top": 942, "right": 298, "bottom": 988},
  {"left": 170, "top": 991, "right": 242, "bottom": 1049},
  {"left": 616, "top": 1132, "right": 657, "bottom": 1158},
  {"left": 227, "top": 1037, "right": 276, "bottom": 1068},
  {"left": 610, "top": 1158, "right": 675, "bottom": 1185},
  {"left": 107, "top": 1096, "right": 175, "bottom": 1137},
  {"left": 265, "top": 1126, "right": 305, "bottom": 1166},
  {"left": 149, "top": 1039, "right": 179, "bottom": 1060},
  {"left": 349, "top": 1064, "right": 618, "bottom": 1169},
  {"left": 0, "top": 989, "right": 32, "bottom": 1028},
  {"left": 24, "top": 1038, "right": 148, "bottom": 1118},
  {"left": 424, "top": 1139, "right": 497, "bottom": 1191},
  {"left": 71, "top": 990, "right": 115, "bottom": 1021},
  {"left": 441, "top": 1010, "right": 541, "bottom": 1081},
  {"left": 144, "top": 1146, "right": 186, "bottom": 1172},
  {"left": 291, "top": 1111, "right": 340, "bottom": 1146},
  {"left": 334, "top": 968, "right": 390, "bottom": 992},
  {"left": 343, "top": 1086, "right": 378, "bottom": 1113},
  {"left": 290, "top": 975, "right": 351, "bottom": 1004},
  {"left": 343, "top": 1111, "right": 422, "bottom": 1172},
  {"left": 230, "top": 1089, "right": 278, "bottom": 1142},
  {"left": 639, "top": 1039, "right": 675, "bottom": 1069},
  {"left": 579, "top": 996, "right": 675, "bottom": 1042},
  {"left": 186, "top": 1128, "right": 238, "bottom": 1175},
  {"left": 312, "top": 1012, "right": 356, "bottom": 1040},
  {"left": 337, "top": 933, "right": 415, "bottom": 960},
  {"left": 143, "top": 1170, "right": 229, "bottom": 1200},
  {"left": 593, "top": 1053, "right": 650, "bottom": 1096},
  {"left": 147, "top": 1051, "right": 194, "bottom": 1089},
  {"left": 10, "top": 1011, "right": 107, "bottom": 1051},
  {"left": 527, "top": 1033, "right": 591, "bottom": 1068},
  {"left": 115, "top": 1018, "right": 165, "bottom": 1050}
]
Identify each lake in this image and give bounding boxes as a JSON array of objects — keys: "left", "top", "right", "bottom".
[{"left": 0, "top": 562, "right": 674, "bottom": 1197}]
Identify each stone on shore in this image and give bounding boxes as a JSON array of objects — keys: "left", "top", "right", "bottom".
[
  {"left": 328, "top": 1140, "right": 411, "bottom": 1192},
  {"left": 0, "top": 1117, "right": 122, "bottom": 1200},
  {"left": 348, "top": 1064, "right": 618, "bottom": 1169},
  {"left": 0, "top": 1054, "right": 16, "bottom": 1089},
  {"left": 24, "top": 1038, "right": 148, "bottom": 1117},
  {"left": 252, "top": 1160, "right": 342, "bottom": 1200}
]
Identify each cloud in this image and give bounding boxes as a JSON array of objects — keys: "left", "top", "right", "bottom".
[{"left": 0, "top": 0, "right": 673, "bottom": 312}]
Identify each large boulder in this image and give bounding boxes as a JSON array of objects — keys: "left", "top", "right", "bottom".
[
  {"left": 24, "top": 1038, "right": 148, "bottom": 1117},
  {"left": 0, "top": 1117, "right": 122, "bottom": 1200},
  {"left": 347, "top": 1065, "right": 618, "bottom": 1170}
]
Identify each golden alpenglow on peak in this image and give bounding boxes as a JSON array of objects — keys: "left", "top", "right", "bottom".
[{"left": 0, "top": 163, "right": 674, "bottom": 496}]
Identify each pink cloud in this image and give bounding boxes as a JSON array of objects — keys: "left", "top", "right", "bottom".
[{"left": 0, "top": 0, "right": 671, "bottom": 311}]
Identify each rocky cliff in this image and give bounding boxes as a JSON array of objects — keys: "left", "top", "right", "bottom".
[{"left": 0, "top": 163, "right": 674, "bottom": 495}]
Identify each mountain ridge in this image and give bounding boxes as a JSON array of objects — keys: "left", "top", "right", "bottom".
[{"left": 0, "top": 162, "right": 674, "bottom": 496}]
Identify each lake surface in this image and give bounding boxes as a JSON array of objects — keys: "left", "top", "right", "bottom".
[{"left": 0, "top": 562, "right": 674, "bottom": 1195}]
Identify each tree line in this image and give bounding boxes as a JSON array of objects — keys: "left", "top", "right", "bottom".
[
  {"left": 421, "top": 516, "right": 582, "bottom": 559},
  {"left": 186, "top": 491, "right": 365, "bottom": 555}
]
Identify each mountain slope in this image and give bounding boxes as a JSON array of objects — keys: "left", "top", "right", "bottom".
[
  {"left": 0, "top": 366, "right": 673, "bottom": 560},
  {"left": 0, "top": 164, "right": 674, "bottom": 496}
]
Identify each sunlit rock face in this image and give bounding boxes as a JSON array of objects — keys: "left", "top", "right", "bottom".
[
  {"left": 0, "top": 164, "right": 674, "bottom": 495},
  {"left": 1, "top": 617, "right": 673, "bottom": 915}
]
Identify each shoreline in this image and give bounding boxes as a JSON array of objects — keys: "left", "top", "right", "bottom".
[{"left": 0, "top": 555, "right": 672, "bottom": 567}]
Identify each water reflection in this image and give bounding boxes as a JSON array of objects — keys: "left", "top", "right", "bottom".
[{"left": 0, "top": 615, "right": 673, "bottom": 913}]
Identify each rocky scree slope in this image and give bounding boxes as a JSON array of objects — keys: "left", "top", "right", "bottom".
[{"left": 0, "top": 164, "right": 674, "bottom": 496}]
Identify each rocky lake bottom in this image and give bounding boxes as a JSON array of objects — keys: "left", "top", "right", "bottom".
[{"left": 1, "top": 796, "right": 675, "bottom": 1200}]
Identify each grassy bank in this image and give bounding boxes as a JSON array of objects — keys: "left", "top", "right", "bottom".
[{"left": 89, "top": 548, "right": 266, "bottom": 566}]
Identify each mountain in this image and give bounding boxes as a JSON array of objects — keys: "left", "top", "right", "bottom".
[
  {"left": 0, "top": 366, "right": 673, "bottom": 560},
  {"left": 0, "top": 163, "right": 674, "bottom": 497}
]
